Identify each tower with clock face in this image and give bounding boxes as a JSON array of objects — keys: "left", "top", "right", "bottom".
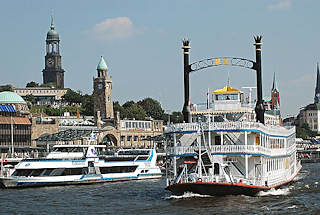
[
  {"left": 42, "top": 12, "right": 65, "bottom": 88},
  {"left": 93, "top": 56, "right": 114, "bottom": 123}
]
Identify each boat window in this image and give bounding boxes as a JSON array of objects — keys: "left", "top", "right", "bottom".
[
  {"left": 29, "top": 169, "right": 44, "bottom": 176},
  {"left": 88, "top": 162, "right": 94, "bottom": 167},
  {"left": 12, "top": 169, "right": 33, "bottom": 176},
  {"left": 100, "top": 166, "right": 138, "bottom": 174},
  {"left": 41, "top": 169, "right": 54, "bottom": 176},
  {"left": 61, "top": 168, "right": 83, "bottom": 176},
  {"left": 215, "top": 94, "right": 238, "bottom": 101},
  {"left": 118, "top": 150, "right": 149, "bottom": 156},
  {"left": 214, "top": 163, "right": 220, "bottom": 175},
  {"left": 82, "top": 167, "right": 88, "bottom": 175},
  {"left": 50, "top": 168, "right": 65, "bottom": 176}
]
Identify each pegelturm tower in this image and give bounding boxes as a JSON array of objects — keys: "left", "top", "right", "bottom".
[
  {"left": 42, "top": 12, "right": 65, "bottom": 88},
  {"left": 93, "top": 56, "right": 114, "bottom": 123}
]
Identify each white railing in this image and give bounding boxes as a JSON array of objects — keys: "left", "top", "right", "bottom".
[
  {"left": 167, "top": 144, "right": 296, "bottom": 157},
  {"left": 165, "top": 121, "right": 295, "bottom": 137}
]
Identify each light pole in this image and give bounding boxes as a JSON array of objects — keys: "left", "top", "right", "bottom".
[{"left": 11, "top": 115, "right": 14, "bottom": 158}]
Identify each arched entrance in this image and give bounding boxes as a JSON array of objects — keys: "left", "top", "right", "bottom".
[{"left": 102, "top": 134, "right": 118, "bottom": 146}]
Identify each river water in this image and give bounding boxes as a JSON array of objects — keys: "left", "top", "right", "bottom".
[{"left": 0, "top": 163, "right": 319, "bottom": 215}]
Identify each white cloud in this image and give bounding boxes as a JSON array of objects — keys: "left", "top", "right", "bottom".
[
  {"left": 268, "top": 0, "right": 292, "bottom": 11},
  {"left": 88, "top": 17, "right": 138, "bottom": 41}
]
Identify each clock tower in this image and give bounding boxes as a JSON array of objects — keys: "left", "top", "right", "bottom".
[
  {"left": 42, "top": 12, "right": 65, "bottom": 88},
  {"left": 93, "top": 56, "right": 114, "bottom": 123}
]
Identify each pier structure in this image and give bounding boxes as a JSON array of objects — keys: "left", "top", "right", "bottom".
[{"left": 182, "top": 37, "right": 265, "bottom": 124}]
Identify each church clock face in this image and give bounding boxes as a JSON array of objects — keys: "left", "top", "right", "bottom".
[
  {"left": 98, "top": 83, "right": 103, "bottom": 89},
  {"left": 46, "top": 58, "right": 54, "bottom": 67}
]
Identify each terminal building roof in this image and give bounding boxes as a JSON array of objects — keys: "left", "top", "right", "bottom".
[
  {"left": 35, "top": 129, "right": 93, "bottom": 142},
  {"left": 0, "top": 91, "right": 26, "bottom": 104}
]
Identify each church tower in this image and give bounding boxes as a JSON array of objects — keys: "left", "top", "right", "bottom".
[
  {"left": 314, "top": 63, "right": 320, "bottom": 103},
  {"left": 93, "top": 56, "right": 114, "bottom": 123},
  {"left": 271, "top": 72, "right": 280, "bottom": 110},
  {"left": 42, "top": 12, "right": 65, "bottom": 88}
]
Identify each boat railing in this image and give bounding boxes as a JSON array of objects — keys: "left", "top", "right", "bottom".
[
  {"left": 167, "top": 144, "right": 296, "bottom": 157},
  {"left": 165, "top": 121, "right": 295, "bottom": 137},
  {"left": 175, "top": 174, "right": 263, "bottom": 187}
]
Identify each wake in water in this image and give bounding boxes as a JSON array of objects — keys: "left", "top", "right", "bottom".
[
  {"left": 165, "top": 192, "right": 211, "bottom": 200},
  {"left": 257, "top": 187, "right": 290, "bottom": 196}
]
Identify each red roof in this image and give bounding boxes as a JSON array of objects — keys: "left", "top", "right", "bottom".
[{"left": 0, "top": 117, "right": 31, "bottom": 125}]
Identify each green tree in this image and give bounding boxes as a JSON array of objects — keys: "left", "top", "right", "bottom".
[
  {"left": 123, "top": 103, "right": 147, "bottom": 120},
  {"left": 62, "top": 89, "right": 83, "bottom": 104},
  {"left": 0, "top": 85, "right": 13, "bottom": 92},
  {"left": 123, "top": 100, "right": 135, "bottom": 109},
  {"left": 170, "top": 111, "right": 184, "bottom": 123},
  {"left": 25, "top": 94, "right": 36, "bottom": 105},
  {"left": 137, "top": 98, "right": 165, "bottom": 120},
  {"left": 26, "top": 81, "right": 39, "bottom": 87},
  {"left": 296, "top": 123, "right": 318, "bottom": 139},
  {"left": 43, "top": 107, "right": 60, "bottom": 116},
  {"left": 113, "top": 101, "right": 125, "bottom": 118},
  {"left": 82, "top": 94, "right": 94, "bottom": 116}
]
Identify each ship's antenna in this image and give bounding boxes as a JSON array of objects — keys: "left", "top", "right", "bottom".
[{"left": 227, "top": 71, "right": 230, "bottom": 86}]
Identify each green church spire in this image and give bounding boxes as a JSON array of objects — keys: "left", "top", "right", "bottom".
[{"left": 97, "top": 56, "right": 108, "bottom": 70}]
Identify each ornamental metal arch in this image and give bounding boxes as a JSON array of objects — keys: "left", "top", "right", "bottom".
[
  {"left": 189, "top": 57, "right": 256, "bottom": 73},
  {"left": 181, "top": 36, "right": 265, "bottom": 124}
]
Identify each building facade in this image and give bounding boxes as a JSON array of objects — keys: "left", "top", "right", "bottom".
[
  {"left": 0, "top": 92, "right": 32, "bottom": 155},
  {"left": 42, "top": 13, "right": 65, "bottom": 88},
  {"left": 14, "top": 88, "right": 67, "bottom": 106},
  {"left": 297, "top": 64, "right": 320, "bottom": 133}
]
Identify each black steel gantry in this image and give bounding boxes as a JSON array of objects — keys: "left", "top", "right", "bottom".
[{"left": 182, "top": 36, "right": 265, "bottom": 124}]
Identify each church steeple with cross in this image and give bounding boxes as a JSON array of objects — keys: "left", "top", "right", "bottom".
[
  {"left": 314, "top": 63, "right": 320, "bottom": 103},
  {"left": 42, "top": 10, "right": 65, "bottom": 88},
  {"left": 271, "top": 72, "right": 280, "bottom": 110}
]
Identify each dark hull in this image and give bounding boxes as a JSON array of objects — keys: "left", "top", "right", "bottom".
[
  {"left": 166, "top": 165, "right": 302, "bottom": 197},
  {"left": 166, "top": 182, "right": 267, "bottom": 196}
]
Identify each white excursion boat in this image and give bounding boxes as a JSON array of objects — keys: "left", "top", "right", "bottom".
[
  {"left": 164, "top": 84, "right": 302, "bottom": 196},
  {"left": 0, "top": 145, "right": 162, "bottom": 188}
]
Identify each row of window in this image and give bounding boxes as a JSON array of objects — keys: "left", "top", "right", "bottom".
[
  {"left": 0, "top": 134, "right": 31, "bottom": 143},
  {"left": 16, "top": 90, "right": 65, "bottom": 94},
  {"left": 13, "top": 165, "right": 138, "bottom": 177},
  {"left": 0, "top": 141, "right": 31, "bottom": 147},
  {"left": 215, "top": 94, "right": 239, "bottom": 101},
  {"left": 266, "top": 158, "right": 284, "bottom": 172},
  {"left": 307, "top": 112, "right": 317, "bottom": 117},
  {"left": 121, "top": 135, "right": 152, "bottom": 142},
  {"left": 123, "top": 121, "right": 152, "bottom": 129}
]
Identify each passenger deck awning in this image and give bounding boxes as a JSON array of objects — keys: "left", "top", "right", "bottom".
[{"left": 0, "top": 105, "right": 16, "bottom": 112}]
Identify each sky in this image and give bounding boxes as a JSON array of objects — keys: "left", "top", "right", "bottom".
[{"left": 0, "top": 0, "right": 319, "bottom": 117}]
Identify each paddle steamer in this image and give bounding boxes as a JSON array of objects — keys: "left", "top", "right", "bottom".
[{"left": 164, "top": 84, "right": 301, "bottom": 196}]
